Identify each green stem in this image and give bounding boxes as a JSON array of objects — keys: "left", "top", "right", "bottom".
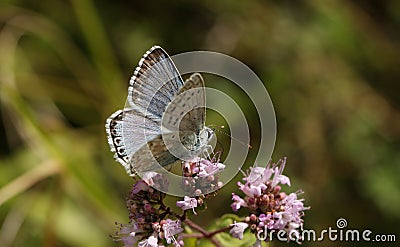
[{"left": 183, "top": 218, "right": 232, "bottom": 247}]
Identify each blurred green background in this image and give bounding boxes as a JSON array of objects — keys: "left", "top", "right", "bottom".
[{"left": 1, "top": 0, "right": 399, "bottom": 246}]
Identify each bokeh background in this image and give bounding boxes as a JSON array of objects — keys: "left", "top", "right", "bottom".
[{"left": 1, "top": 1, "right": 399, "bottom": 246}]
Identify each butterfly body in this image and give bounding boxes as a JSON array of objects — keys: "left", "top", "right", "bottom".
[{"left": 105, "top": 46, "right": 214, "bottom": 176}]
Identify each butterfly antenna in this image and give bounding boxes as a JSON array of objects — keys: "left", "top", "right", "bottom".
[
  {"left": 239, "top": 168, "right": 247, "bottom": 176},
  {"left": 209, "top": 147, "right": 214, "bottom": 159},
  {"left": 210, "top": 125, "right": 252, "bottom": 149}
]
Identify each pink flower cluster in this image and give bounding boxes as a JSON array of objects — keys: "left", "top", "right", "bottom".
[
  {"left": 181, "top": 155, "right": 225, "bottom": 196},
  {"left": 230, "top": 158, "right": 308, "bottom": 242},
  {"left": 112, "top": 156, "right": 308, "bottom": 246},
  {"left": 176, "top": 155, "right": 225, "bottom": 215},
  {"left": 114, "top": 154, "right": 227, "bottom": 246},
  {"left": 113, "top": 175, "right": 183, "bottom": 247}
]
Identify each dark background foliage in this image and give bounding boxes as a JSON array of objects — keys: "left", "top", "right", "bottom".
[{"left": 1, "top": 0, "right": 399, "bottom": 246}]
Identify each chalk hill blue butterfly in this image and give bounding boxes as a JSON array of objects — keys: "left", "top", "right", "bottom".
[{"left": 105, "top": 46, "right": 214, "bottom": 176}]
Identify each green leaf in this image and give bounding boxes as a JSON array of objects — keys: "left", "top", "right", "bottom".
[{"left": 208, "top": 213, "right": 243, "bottom": 231}]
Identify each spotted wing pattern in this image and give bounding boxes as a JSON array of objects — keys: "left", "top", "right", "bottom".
[
  {"left": 105, "top": 107, "right": 160, "bottom": 175},
  {"left": 162, "top": 73, "right": 205, "bottom": 134}
]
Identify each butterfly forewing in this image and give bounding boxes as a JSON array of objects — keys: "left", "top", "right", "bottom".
[
  {"left": 106, "top": 110, "right": 129, "bottom": 166},
  {"left": 127, "top": 46, "right": 184, "bottom": 118}
]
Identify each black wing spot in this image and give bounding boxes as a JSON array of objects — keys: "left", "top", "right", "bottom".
[{"left": 117, "top": 147, "right": 125, "bottom": 154}]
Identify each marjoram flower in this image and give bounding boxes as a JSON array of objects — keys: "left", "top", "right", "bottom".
[
  {"left": 113, "top": 174, "right": 184, "bottom": 246},
  {"left": 230, "top": 158, "right": 309, "bottom": 243},
  {"left": 182, "top": 154, "right": 225, "bottom": 196},
  {"left": 176, "top": 196, "right": 198, "bottom": 214},
  {"left": 230, "top": 221, "right": 249, "bottom": 240}
]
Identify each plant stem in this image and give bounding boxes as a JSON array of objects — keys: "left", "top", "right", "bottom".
[{"left": 183, "top": 218, "right": 232, "bottom": 247}]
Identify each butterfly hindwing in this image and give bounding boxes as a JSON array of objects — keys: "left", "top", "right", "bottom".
[
  {"left": 106, "top": 107, "right": 161, "bottom": 175},
  {"left": 130, "top": 133, "right": 190, "bottom": 173},
  {"left": 162, "top": 73, "right": 206, "bottom": 134}
]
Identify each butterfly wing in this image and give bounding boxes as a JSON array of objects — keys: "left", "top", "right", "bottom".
[
  {"left": 129, "top": 132, "right": 191, "bottom": 173},
  {"left": 126, "top": 46, "right": 185, "bottom": 118},
  {"left": 105, "top": 108, "right": 160, "bottom": 175},
  {"left": 106, "top": 46, "right": 186, "bottom": 175},
  {"left": 130, "top": 130, "right": 208, "bottom": 173},
  {"left": 162, "top": 73, "right": 206, "bottom": 135}
]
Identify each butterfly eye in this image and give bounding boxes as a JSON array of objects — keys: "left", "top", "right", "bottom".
[{"left": 207, "top": 129, "right": 213, "bottom": 138}]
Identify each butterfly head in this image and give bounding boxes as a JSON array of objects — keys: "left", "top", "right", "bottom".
[{"left": 199, "top": 127, "right": 214, "bottom": 146}]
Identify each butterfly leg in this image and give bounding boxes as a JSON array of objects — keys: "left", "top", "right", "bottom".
[{"left": 202, "top": 144, "right": 214, "bottom": 160}]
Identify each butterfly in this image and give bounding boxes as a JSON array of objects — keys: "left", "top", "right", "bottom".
[{"left": 105, "top": 46, "right": 214, "bottom": 176}]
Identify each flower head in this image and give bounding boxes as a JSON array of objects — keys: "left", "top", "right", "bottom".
[
  {"left": 141, "top": 171, "right": 170, "bottom": 191},
  {"left": 231, "top": 158, "right": 309, "bottom": 243},
  {"left": 113, "top": 223, "right": 141, "bottom": 246},
  {"left": 162, "top": 219, "right": 183, "bottom": 245},
  {"left": 138, "top": 235, "right": 158, "bottom": 247},
  {"left": 231, "top": 193, "right": 247, "bottom": 212},
  {"left": 114, "top": 176, "right": 184, "bottom": 246},
  {"left": 182, "top": 153, "right": 225, "bottom": 196},
  {"left": 176, "top": 196, "right": 198, "bottom": 214},
  {"left": 229, "top": 221, "right": 249, "bottom": 240},
  {"left": 194, "top": 158, "right": 225, "bottom": 177}
]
